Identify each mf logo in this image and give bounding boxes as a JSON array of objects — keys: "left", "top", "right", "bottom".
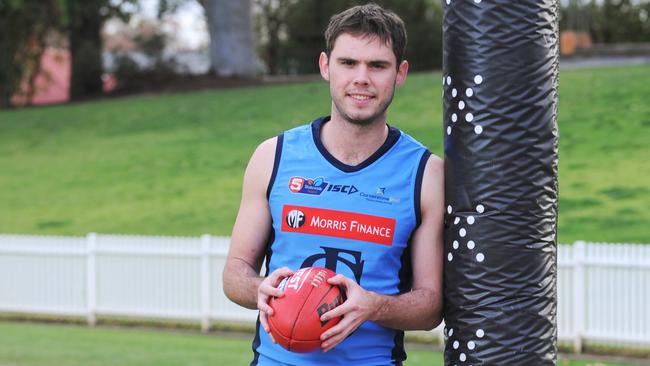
[
  {"left": 302, "top": 247, "right": 364, "bottom": 284},
  {"left": 285, "top": 209, "right": 306, "bottom": 228}
]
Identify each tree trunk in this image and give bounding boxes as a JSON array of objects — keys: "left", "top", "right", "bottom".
[
  {"left": 204, "top": 0, "right": 258, "bottom": 77},
  {"left": 68, "top": 0, "right": 104, "bottom": 100}
]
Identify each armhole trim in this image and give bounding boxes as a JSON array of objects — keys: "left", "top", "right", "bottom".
[
  {"left": 266, "top": 134, "right": 284, "bottom": 199},
  {"left": 414, "top": 150, "right": 431, "bottom": 227}
]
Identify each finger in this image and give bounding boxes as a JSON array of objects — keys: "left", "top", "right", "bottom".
[
  {"left": 320, "top": 316, "right": 349, "bottom": 341},
  {"left": 322, "top": 332, "right": 345, "bottom": 352},
  {"left": 320, "top": 303, "right": 345, "bottom": 323},
  {"left": 272, "top": 267, "right": 294, "bottom": 282},
  {"left": 260, "top": 285, "right": 285, "bottom": 298},
  {"left": 322, "top": 318, "right": 359, "bottom": 352},
  {"left": 326, "top": 274, "right": 347, "bottom": 286},
  {"left": 258, "top": 300, "right": 274, "bottom": 316}
]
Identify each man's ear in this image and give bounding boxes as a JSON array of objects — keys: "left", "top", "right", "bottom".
[
  {"left": 396, "top": 60, "right": 409, "bottom": 86},
  {"left": 319, "top": 52, "right": 330, "bottom": 81}
]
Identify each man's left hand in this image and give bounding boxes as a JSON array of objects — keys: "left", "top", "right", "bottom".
[{"left": 319, "top": 274, "right": 383, "bottom": 352}]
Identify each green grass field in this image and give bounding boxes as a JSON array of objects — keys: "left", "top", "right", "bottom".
[
  {"left": 1, "top": 65, "right": 649, "bottom": 243},
  {"left": 0, "top": 321, "right": 641, "bottom": 366}
]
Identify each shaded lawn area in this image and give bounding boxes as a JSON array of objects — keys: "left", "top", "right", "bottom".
[{"left": 0, "top": 321, "right": 643, "bottom": 366}]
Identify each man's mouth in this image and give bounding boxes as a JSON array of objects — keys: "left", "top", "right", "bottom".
[{"left": 347, "top": 93, "right": 374, "bottom": 101}]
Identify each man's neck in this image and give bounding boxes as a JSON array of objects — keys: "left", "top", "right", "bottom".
[{"left": 320, "top": 113, "right": 389, "bottom": 167}]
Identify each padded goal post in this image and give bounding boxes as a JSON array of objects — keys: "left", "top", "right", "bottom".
[{"left": 441, "top": 0, "right": 560, "bottom": 364}]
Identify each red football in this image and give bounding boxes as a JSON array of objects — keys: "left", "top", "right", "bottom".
[{"left": 267, "top": 267, "right": 345, "bottom": 352}]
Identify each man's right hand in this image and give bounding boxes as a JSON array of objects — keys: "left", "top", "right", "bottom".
[{"left": 257, "top": 267, "right": 295, "bottom": 340}]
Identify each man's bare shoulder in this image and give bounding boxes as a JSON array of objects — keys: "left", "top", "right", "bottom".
[
  {"left": 421, "top": 154, "right": 444, "bottom": 213},
  {"left": 424, "top": 153, "right": 443, "bottom": 176}
]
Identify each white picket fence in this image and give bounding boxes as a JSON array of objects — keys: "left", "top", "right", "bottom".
[{"left": 1, "top": 234, "right": 649, "bottom": 352}]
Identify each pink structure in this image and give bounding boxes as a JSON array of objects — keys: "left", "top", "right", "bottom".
[
  {"left": 12, "top": 48, "right": 71, "bottom": 106},
  {"left": 11, "top": 47, "right": 116, "bottom": 107}
]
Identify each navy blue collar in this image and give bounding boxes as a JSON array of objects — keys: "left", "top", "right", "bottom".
[{"left": 311, "top": 116, "right": 401, "bottom": 173}]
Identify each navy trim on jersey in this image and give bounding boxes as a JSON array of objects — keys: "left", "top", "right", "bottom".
[
  {"left": 414, "top": 150, "right": 431, "bottom": 227},
  {"left": 250, "top": 316, "right": 262, "bottom": 366},
  {"left": 311, "top": 116, "right": 401, "bottom": 173},
  {"left": 266, "top": 134, "right": 284, "bottom": 199},
  {"left": 391, "top": 150, "right": 429, "bottom": 363},
  {"left": 251, "top": 228, "right": 275, "bottom": 365},
  {"left": 391, "top": 330, "right": 407, "bottom": 363}
]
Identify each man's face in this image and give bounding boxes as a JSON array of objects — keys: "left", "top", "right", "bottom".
[{"left": 319, "top": 33, "right": 408, "bottom": 126}]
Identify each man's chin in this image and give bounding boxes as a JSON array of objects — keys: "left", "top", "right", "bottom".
[{"left": 344, "top": 114, "right": 380, "bottom": 126}]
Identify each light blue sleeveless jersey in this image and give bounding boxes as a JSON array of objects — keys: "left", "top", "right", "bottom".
[{"left": 251, "top": 116, "right": 430, "bottom": 366}]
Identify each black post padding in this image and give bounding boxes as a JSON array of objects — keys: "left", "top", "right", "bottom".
[{"left": 442, "top": 0, "right": 559, "bottom": 365}]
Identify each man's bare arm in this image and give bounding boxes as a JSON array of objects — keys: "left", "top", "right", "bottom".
[{"left": 222, "top": 137, "right": 295, "bottom": 338}]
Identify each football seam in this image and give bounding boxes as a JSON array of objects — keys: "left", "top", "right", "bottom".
[
  {"left": 293, "top": 284, "right": 337, "bottom": 342},
  {"left": 288, "top": 281, "right": 315, "bottom": 350}
]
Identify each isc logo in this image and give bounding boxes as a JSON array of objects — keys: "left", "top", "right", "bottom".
[{"left": 326, "top": 184, "right": 358, "bottom": 195}]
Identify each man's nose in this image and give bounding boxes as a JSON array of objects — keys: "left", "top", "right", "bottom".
[{"left": 352, "top": 65, "right": 370, "bottom": 86}]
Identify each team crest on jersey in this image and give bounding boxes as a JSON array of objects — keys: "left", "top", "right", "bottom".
[{"left": 288, "top": 176, "right": 328, "bottom": 195}]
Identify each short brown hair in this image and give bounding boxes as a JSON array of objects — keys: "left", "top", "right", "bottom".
[{"left": 324, "top": 3, "right": 407, "bottom": 66}]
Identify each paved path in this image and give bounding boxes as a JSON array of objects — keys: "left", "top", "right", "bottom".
[{"left": 560, "top": 55, "right": 650, "bottom": 69}]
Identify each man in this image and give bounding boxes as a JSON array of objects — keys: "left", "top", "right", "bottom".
[{"left": 223, "top": 4, "right": 444, "bottom": 365}]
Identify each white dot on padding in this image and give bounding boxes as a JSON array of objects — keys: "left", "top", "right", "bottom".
[
  {"left": 474, "top": 125, "right": 483, "bottom": 134},
  {"left": 467, "top": 216, "right": 475, "bottom": 225},
  {"left": 459, "top": 228, "right": 466, "bottom": 237},
  {"left": 474, "top": 75, "right": 483, "bottom": 84},
  {"left": 454, "top": 217, "right": 460, "bottom": 225},
  {"left": 449, "top": 328, "right": 454, "bottom": 337},
  {"left": 453, "top": 340, "right": 459, "bottom": 349},
  {"left": 446, "top": 76, "right": 451, "bottom": 85},
  {"left": 447, "top": 205, "right": 452, "bottom": 214},
  {"left": 446, "top": 0, "right": 451, "bottom": 4},
  {"left": 452, "top": 88, "right": 457, "bottom": 97},
  {"left": 467, "top": 240, "right": 475, "bottom": 249},
  {"left": 466, "top": 88, "right": 474, "bottom": 97},
  {"left": 452, "top": 113, "right": 458, "bottom": 122},
  {"left": 458, "top": 100, "right": 465, "bottom": 110},
  {"left": 474, "top": 0, "right": 482, "bottom": 3},
  {"left": 465, "top": 113, "right": 474, "bottom": 122},
  {"left": 460, "top": 353, "right": 466, "bottom": 362},
  {"left": 476, "top": 329, "right": 484, "bottom": 338},
  {"left": 476, "top": 204, "right": 485, "bottom": 213},
  {"left": 453, "top": 240, "right": 459, "bottom": 249},
  {"left": 468, "top": 341, "right": 476, "bottom": 350},
  {"left": 477, "top": 253, "right": 485, "bottom": 262},
  {"left": 447, "top": 126, "right": 452, "bottom": 135},
  {"left": 448, "top": 252, "right": 453, "bottom": 261}
]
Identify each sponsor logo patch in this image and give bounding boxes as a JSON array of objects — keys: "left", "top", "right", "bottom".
[
  {"left": 360, "top": 187, "right": 401, "bottom": 205},
  {"left": 281, "top": 205, "right": 395, "bottom": 245},
  {"left": 285, "top": 209, "right": 306, "bottom": 228},
  {"left": 326, "top": 184, "right": 358, "bottom": 195},
  {"left": 288, "top": 176, "right": 328, "bottom": 195}
]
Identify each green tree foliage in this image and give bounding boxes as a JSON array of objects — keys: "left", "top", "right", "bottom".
[
  {"left": 0, "top": 0, "right": 135, "bottom": 108},
  {"left": 0, "top": 0, "right": 62, "bottom": 108},
  {"left": 67, "top": 0, "right": 136, "bottom": 100},
  {"left": 256, "top": 0, "right": 442, "bottom": 75},
  {"left": 561, "top": 0, "right": 650, "bottom": 43}
]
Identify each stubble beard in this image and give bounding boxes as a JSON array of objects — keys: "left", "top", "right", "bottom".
[{"left": 331, "top": 85, "right": 396, "bottom": 127}]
